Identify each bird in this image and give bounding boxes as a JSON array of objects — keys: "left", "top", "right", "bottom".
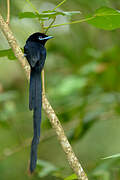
[{"left": 24, "top": 32, "right": 53, "bottom": 173}]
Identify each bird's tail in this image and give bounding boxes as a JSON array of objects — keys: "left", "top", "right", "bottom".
[{"left": 29, "top": 68, "right": 42, "bottom": 173}]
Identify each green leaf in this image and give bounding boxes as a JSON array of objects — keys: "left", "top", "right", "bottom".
[
  {"left": 0, "top": 49, "right": 16, "bottom": 60},
  {"left": 19, "top": 12, "right": 37, "bottom": 19},
  {"left": 60, "top": 11, "right": 81, "bottom": 16},
  {"left": 19, "top": 10, "right": 81, "bottom": 20},
  {"left": 37, "top": 160, "right": 59, "bottom": 177},
  {"left": 87, "top": 7, "right": 120, "bottom": 30},
  {"left": 103, "top": 153, "right": 120, "bottom": 160},
  {"left": 64, "top": 173, "right": 77, "bottom": 180}
]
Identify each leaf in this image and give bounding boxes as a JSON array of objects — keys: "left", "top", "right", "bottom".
[
  {"left": 60, "top": 11, "right": 81, "bottom": 16},
  {"left": 64, "top": 173, "right": 77, "bottom": 180},
  {"left": 0, "top": 49, "right": 16, "bottom": 60},
  {"left": 37, "top": 160, "right": 59, "bottom": 177},
  {"left": 19, "top": 10, "right": 81, "bottom": 20},
  {"left": 102, "top": 153, "right": 120, "bottom": 160},
  {"left": 19, "top": 12, "right": 37, "bottom": 19},
  {"left": 87, "top": 7, "right": 120, "bottom": 30}
]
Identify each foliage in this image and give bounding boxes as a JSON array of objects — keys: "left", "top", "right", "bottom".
[
  {"left": 0, "top": 49, "right": 16, "bottom": 60},
  {"left": 19, "top": 11, "right": 81, "bottom": 20},
  {"left": 64, "top": 173, "right": 77, "bottom": 180},
  {"left": 87, "top": 7, "right": 120, "bottom": 30}
]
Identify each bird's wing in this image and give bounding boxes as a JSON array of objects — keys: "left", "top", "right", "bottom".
[{"left": 24, "top": 42, "right": 41, "bottom": 68}]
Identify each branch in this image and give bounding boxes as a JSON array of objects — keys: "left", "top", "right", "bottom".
[
  {"left": 0, "top": 13, "right": 88, "bottom": 180},
  {"left": 6, "top": 0, "right": 10, "bottom": 24},
  {"left": 0, "top": 129, "right": 55, "bottom": 161},
  {"left": 41, "top": 69, "right": 45, "bottom": 94},
  {"left": 44, "top": 16, "right": 94, "bottom": 29}
]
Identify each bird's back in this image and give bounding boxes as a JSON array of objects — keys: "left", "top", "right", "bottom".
[{"left": 24, "top": 41, "right": 46, "bottom": 69}]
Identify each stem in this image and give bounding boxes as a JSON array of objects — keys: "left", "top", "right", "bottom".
[
  {"left": 0, "top": 13, "right": 88, "bottom": 180},
  {"left": 42, "top": 69, "right": 45, "bottom": 95},
  {"left": 45, "top": 17, "right": 56, "bottom": 34},
  {"left": 53, "top": 0, "right": 67, "bottom": 11},
  {"left": 44, "top": 16, "right": 95, "bottom": 29},
  {"left": 41, "top": 20, "right": 45, "bottom": 33},
  {"left": 40, "top": 21, "right": 46, "bottom": 95},
  {"left": 6, "top": 0, "right": 10, "bottom": 24},
  {"left": 25, "top": 0, "right": 39, "bottom": 14}
]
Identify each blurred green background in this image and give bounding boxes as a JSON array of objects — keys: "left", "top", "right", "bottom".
[{"left": 0, "top": 0, "right": 120, "bottom": 180}]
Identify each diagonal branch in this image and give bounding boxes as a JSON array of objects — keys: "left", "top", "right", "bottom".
[{"left": 0, "top": 13, "right": 88, "bottom": 180}]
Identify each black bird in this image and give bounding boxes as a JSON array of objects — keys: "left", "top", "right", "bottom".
[{"left": 24, "top": 32, "right": 53, "bottom": 173}]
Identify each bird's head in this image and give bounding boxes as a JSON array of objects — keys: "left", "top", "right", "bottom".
[{"left": 26, "top": 32, "right": 53, "bottom": 45}]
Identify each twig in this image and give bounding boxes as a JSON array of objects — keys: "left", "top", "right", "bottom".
[
  {"left": 42, "top": 69, "right": 45, "bottom": 95},
  {"left": 45, "top": 17, "right": 56, "bottom": 34},
  {"left": 40, "top": 21, "right": 46, "bottom": 95},
  {"left": 44, "top": 16, "right": 95, "bottom": 29},
  {"left": 0, "top": 130, "right": 55, "bottom": 161},
  {"left": 41, "top": 20, "right": 45, "bottom": 33},
  {"left": 0, "top": 13, "right": 88, "bottom": 180},
  {"left": 6, "top": 0, "right": 10, "bottom": 24},
  {"left": 53, "top": 0, "right": 67, "bottom": 11},
  {"left": 25, "top": 0, "right": 39, "bottom": 14}
]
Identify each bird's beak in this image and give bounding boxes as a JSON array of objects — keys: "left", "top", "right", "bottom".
[
  {"left": 43, "top": 36, "right": 53, "bottom": 40},
  {"left": 39, "top": 36, "right": 53, "bottom": 40}
]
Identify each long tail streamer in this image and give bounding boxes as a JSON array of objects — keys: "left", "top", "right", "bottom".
[{"left": 29, "top": 68, "right": 42, "bottom": 173}]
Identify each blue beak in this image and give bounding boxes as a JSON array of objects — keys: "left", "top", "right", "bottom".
[{"left": 39, "top": 36, "right": 53, "bottom": 40}]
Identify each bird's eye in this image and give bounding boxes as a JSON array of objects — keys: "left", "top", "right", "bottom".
[{"left": 38, "top": 36, "right": 43, "bottom": 40}]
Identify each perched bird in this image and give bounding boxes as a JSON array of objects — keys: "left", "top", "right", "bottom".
[{"left": 24, "top": 32, "right": 53, "bottom": 173}]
